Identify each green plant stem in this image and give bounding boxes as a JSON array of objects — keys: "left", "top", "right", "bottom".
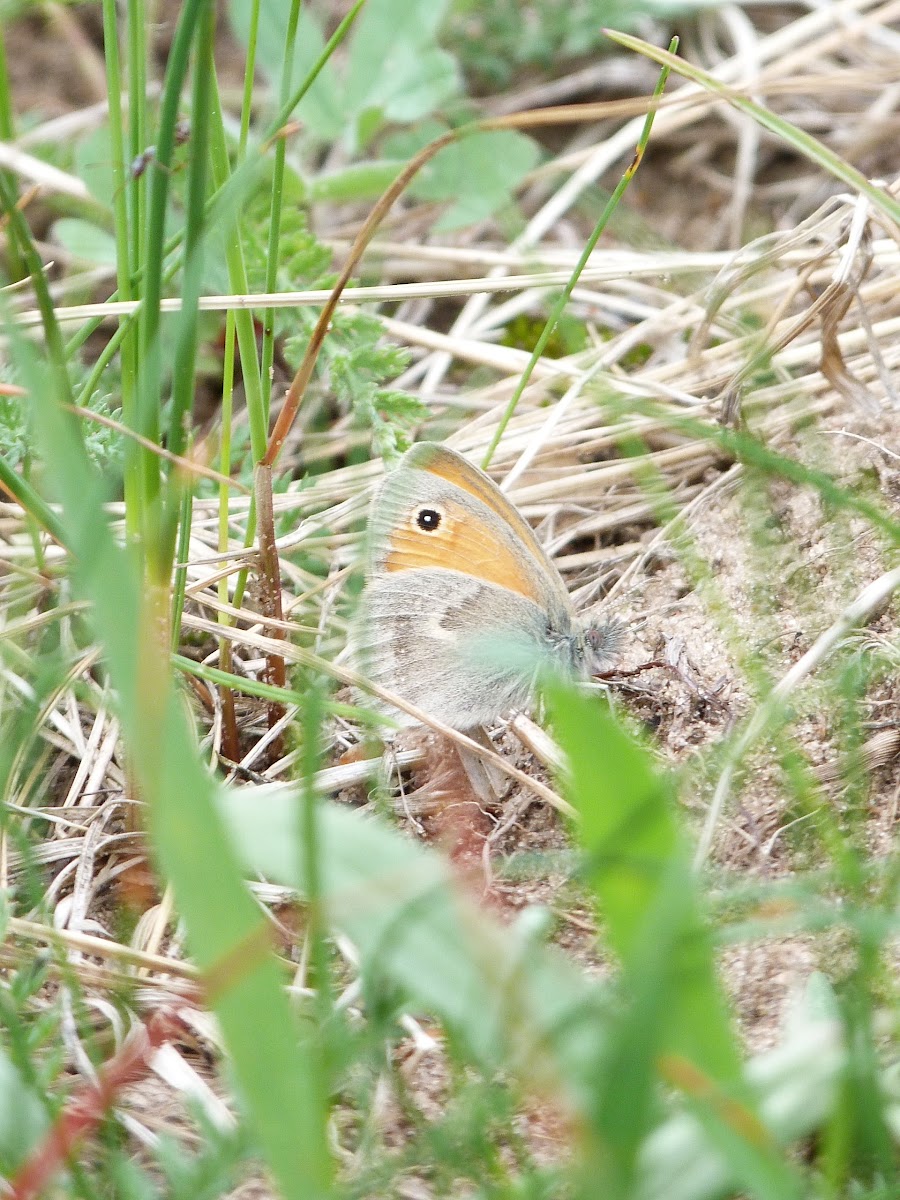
[
  {"left": 243, "top": 0, "right": 352, "bottom": 734},
  {"left": 606, "top": 30, "right": 900, "bottom": 227},
  {"left": 164, "top": 6, "right": 213, "bottom": 478},
  {"left": 138, "top": 0, "right": 211, "bottom": 571},
  {"left": 218, "top": 312, "right": 237, "bottom": 573},
  {"left": 207, "top": 55, "right": 268, "bottom": 616},
  {"left": 166, "top": 5, "right": 216, "bottom": 636},
  {"left": 0, "top": 177, "right": 73, "bottom": 409},
  {"left": 260, "top": 0, "right": 303, "bottom": 429},
  {"left": 207, "top": 72, "right": 266, "bottom": 462},
  {"left": 170, "top": 489, "right": 193, "bottom": 650},
  {"left": 215, "top": 0, "right": 264, "bottom": 628},
  {"left": 216, "top": 309, "right": 238, "bottom": 733},
  {"left": 0, "top": 26, "right": 24, "bottom": 280},
  {"left": 102, "top": 0, "right": 141, "bottom": 544},
  {"left": 126, "top": 0, "right": 148, "bottom": 273},
  {"left": 0, "top": 454, "right": 67, "bottom": 547},
  {"left": 237, "top": 0, "right": 260, "bottom": 157},
  {"left": 481, "top": 38, "right": 677, "bottom": 469},
  {"left": 267, "top": 0, "right": 367, "bottom": 139}
]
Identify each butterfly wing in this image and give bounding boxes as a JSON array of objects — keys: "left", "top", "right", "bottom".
[
  {"left": 368, "top": 442, "right": 573, "bottom": 613},
  {"left": 358, "top": 568, "right": 557, "bottom": 728},
  {"left": 356, "top": 443, "right": 579, "bottom": 728}
]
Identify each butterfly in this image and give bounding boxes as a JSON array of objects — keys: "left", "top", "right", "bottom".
[{"left": 355, "top": 442, "right": 621, "bottom": 730}]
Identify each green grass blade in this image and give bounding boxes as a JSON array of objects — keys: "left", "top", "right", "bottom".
[
  {"left": 219, "top": 784, "right": 610, "bottom": 1104},
  {"left": 220, "top": 780, "right": 853, "bottom": 1198},
  {"left": 548, "top": 686, "right": 802, "bottom": 1199},
  {"left": 259, "top": 0, "right": 303, "bottom": 424},
  {"left": 13, "top": 327, "right": 334, "bottom": 1200},
  {"left": 0, "top": 454, "right": 67, "bottom": 547},
  {"left": 101, "top": 0, "right": 141, "bottom": 540},
  {"left": 482, "top": 37, "right": 676, "bottom": 469},
  {"left": 605, "top": 30, "right": 900, "bottom": 226},
  {"left": 137, "top": 0, "right": 211, "bottom": 551},
  {"left": 161, "top": 3, "right": 215, "bottom": 582}
]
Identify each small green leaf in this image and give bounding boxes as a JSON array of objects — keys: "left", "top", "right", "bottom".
[
  {"left": 227, "top": 0, "right": 344, "bottom": 140},
  {"left": 548, "top": 686, "right": 803, "bottom": 1199},
  {"left": 0, "top": 1044, "right": 47, "bottom": 1172},
  {"left": 16, "top": 303, "right": 334, "bottom": 1199},
  {"left": 309, "top": 160, "right": 407, "bottom": 205},
  {"left": 218, "top": 784, "right": 610, "bottom": 1103},
  {"left": 409, "top": 129, "right": 540, "bottom": 231},
  {"left": 367, "top": 45, "right": 459, "bottom": 127},
  {"left": 353, "top": 105, "right": 386, "bottom": 151},
  {"left": 74, "top": 122, "right": 116, "bottom": 208},
  {"left": 52, "top": 218, "right": 118, "bottom": 267},
  {"left": 344, "top": 0, "right": 457, "bottom": 124}
]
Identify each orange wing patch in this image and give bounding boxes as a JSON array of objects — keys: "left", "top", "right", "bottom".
[
  {"left": 384, "top": 501, "right": 540, "bottom": 602},
  {"left": 416, "top": 445, "right": 541, "bottom": 549}
]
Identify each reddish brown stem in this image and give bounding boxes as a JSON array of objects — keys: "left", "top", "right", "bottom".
[
  {"left": 263, "top": 128, "right": 456, "bottom": 468},
  {"left": 10, "top": 1009, "right": 190, "bottom": 1200},
  {"left": 218, "top": 637, "right": 241, "bottom": 763},
  {"left": 262, "top": 92, "right": 676, "bottom": 471},
  {"left": 254, "top": 462, "right": 286, "bottom": 749}
]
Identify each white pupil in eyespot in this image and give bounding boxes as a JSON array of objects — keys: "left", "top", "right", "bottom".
[{"left": 416, "top": 508, "right": 441, "bottom": 532}]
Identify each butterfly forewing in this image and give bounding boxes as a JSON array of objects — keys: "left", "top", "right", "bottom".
[{"left": 368, "top": 444, "right": 574, "bottom": 615}]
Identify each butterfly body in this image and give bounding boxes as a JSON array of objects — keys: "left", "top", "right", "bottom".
[{"left": 356, "top": 442, "right": 616, "bottom": 730}]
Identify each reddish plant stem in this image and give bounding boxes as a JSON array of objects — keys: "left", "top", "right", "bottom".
[
  {"left": 9, "top": 1008, "right": 190, "bottom": 1200},
  {"left": 261, "top": 128, "right": 458, "bottom": 469},
  {"left": 254, "top": 462, "right": 287, "bottom": 747}
]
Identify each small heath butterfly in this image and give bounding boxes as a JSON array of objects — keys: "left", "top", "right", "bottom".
[{"left": 355, "top": 441, "right": 621, "bottom": 731}]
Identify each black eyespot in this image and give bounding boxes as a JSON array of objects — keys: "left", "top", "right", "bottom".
[{"left": 416, "top": 507, "right": 442, "bottom": 532}]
